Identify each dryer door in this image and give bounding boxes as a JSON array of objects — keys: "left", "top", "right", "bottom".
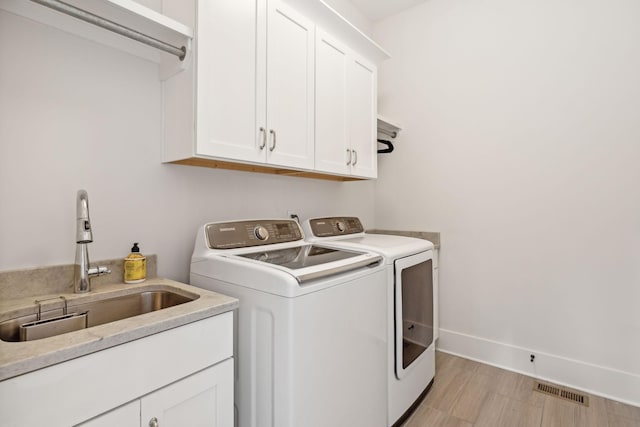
[{"left": 394, "top": 250, "right": 434, "bottom": 379}]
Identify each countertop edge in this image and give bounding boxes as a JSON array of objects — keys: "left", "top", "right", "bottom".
[{"left": 0, "top": 278, "right": 238, "bottom": 381}]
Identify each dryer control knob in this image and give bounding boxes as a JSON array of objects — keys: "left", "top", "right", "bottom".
[
  {"left": 336, "top": 221, "right": 346, "bottom": 232},
  {"left": 254, "top": 226, "right": 269, "bottom": 241}
]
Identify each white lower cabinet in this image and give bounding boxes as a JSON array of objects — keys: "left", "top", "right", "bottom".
[
  {"left": 0, "top": 312, "right": 233, "bottom": 427},
  {"left": 141, "top": 360, "right": 233, "bottom": 427},
  {"left": 79, "top": 401, "right": 140, "bottom": 427},
  {"left": 82, "top": 360, "right": 233, "bottom": 427}
]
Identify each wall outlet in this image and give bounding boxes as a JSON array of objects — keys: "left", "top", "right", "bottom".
[{"left": 530, "top": 354, "right": 536, "bottom": 363}]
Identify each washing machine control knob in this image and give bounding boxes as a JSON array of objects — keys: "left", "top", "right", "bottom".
[
  {"left": 336, "top": 221, "right": 346, "bottom": 232},
  {"left": 254, "top": 226, "right": 269, "bottom": 241}
]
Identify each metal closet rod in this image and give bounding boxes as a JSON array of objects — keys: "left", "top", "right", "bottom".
[
  {"left": 30, "top": 0, "right": 186, "bottom": 60},
  {"left": 378, "top": 128, "right": 398, "bottom": 138}
]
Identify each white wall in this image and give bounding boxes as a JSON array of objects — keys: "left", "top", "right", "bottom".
[
  {"left": 373, "top": 0, "right": 640, "bottom": 405},
  {"left": 323, "top": 0, "right": 372, "bottom": 36},
  {"left": 0, "top": 10, "right": 375, "bottom": 282}
]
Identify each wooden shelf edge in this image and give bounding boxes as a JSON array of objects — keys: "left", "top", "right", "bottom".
[{"left": 168, "top": 158, "right": 366, "bottom": 182}]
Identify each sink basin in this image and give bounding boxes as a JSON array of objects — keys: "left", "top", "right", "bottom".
[{"left": 0, "top": 290, "right": 199, "bottom": 342}]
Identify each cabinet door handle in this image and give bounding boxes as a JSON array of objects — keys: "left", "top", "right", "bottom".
[
  {"left": 259, "top": 127, "right": 266, "bottom": 150},
  {"left": 269, "top": 129, "right": 276, "bottom": 152},
  {"left": 149, "top": 417, "right": 159, "bottom": 427},
  {"left": 352, "top": 150, "right": 358, "bottom": 166},
  {"left": 346, "top": 149, "right": 352, "bottom": 165}
]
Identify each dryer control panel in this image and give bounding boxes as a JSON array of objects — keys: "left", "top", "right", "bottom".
[
  {"left": 307, "top": 217, "right": 364, "bottom": 237},
  {"left": 205, "top": 219, "right": 303, "bottom": 249}
]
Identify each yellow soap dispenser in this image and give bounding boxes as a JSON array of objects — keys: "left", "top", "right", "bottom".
[{"left": 124, "top": 242, "right": 146, "bottom": 284}]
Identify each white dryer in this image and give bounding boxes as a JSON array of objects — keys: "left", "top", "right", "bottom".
[
  {"left": 190, "top": 219, "right": 388, "bottom": 427},
  {"left": 303, "top": 217, "right": 436, "bottom": 427}
]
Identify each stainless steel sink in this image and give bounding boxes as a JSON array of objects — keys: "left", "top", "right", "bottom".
[{"left": 0, "top": 290, "right": 198, "bottom": 342}]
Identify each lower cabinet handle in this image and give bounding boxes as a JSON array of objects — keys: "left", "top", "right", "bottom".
[
  {"left": 352, "top": 150, "right": 358, "bottom": 166},
  {"left": 346, "top": 148, "right": 352, "bottom": 165},
  {"left": 269, "top": 129, "right": 276, "bottom": 152},
  {"left": 149, "top": 417, "right": 159, "bottom": 427},
  {"left": 259, "top": 127, "right": 266, "bottom": 150}
]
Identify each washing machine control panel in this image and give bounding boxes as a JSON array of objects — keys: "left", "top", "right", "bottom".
[
  {"left": 205, "top": 219, "right": 303, "bottom": 249},
  {"left": 308, "top": 217, "right": 364, "bottom": 237}
]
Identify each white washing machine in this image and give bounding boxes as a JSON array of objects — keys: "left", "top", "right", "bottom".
[
  {"left": 190, "top": 219, "right": 388, "bottom": 427},
  {"left": 303, "top": 217, "right": 436, "bottom": 427}
]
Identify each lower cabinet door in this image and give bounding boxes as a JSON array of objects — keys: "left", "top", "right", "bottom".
[
  {"left": 78, "top": 401, "right": 140, "bottom": 427},
  {"left": 141, "top": 358, "right": 234, "bottom": 427}
]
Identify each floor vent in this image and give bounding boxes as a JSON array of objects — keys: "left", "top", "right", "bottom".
[{"left": 533, "top": 381, "right": 589, "bottom": 406}]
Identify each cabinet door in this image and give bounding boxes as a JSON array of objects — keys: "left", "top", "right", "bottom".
[
  {"left": 77, "top": 401, "right": 140, "bottom": 427},
  {"left": 265, "top": 0, "right": 315, "bottom": 169},
  {"left": 347, "top": 55, "right": 377, "bottom": 178},
  {"left": 195, "top": 0, "right": 264, "bottom": 163},
  {"left": 315, "top": 29, "right": 350, "bottom": 175},
  {"left": 141, "top": 359, "right": 234, "bottom": 427}
]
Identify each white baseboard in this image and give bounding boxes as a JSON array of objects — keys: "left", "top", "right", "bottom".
[{"left": 437, "top": 328, "right": 640, "bottom": 407}]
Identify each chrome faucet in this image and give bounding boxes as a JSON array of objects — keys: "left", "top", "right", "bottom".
[{"left": 73, "top": 190, "right": 110, "bottom": 293}]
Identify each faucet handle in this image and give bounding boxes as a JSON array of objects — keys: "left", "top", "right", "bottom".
[{"left": 88, "top": 266, "right": 111, "bottom": 277}]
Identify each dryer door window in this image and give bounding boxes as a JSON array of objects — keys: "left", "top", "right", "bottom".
[{"left": 394, "top": 251, "right": 434, "bottom": 379}]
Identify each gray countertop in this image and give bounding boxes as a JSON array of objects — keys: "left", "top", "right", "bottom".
[{"left": 0, "top": 278, "right": 238, "bottom": 381}]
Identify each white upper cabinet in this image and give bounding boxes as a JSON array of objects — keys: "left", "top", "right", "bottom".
[
  {"left": 163, "top": 0, "right": 314, "bottom": 171},
  {"left": 194, "top": 0, "right": 262, "bottom": 163},
  {"left": 315, "top": 30, "right": 350, "bottom": 176},
  {"left": 347, "top": 55, "right": 377, "bottom": 178},
  {"left": 162, "top": 0, "right": 388, "bottom": 180},
  {"left": 315, "top": 30, "right": 377, "bottom": 178},
  {"left": 264, "top": 1, "right": 315, "bottom": 169}
]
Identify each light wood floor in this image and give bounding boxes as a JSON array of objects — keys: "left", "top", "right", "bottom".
[{"left": 402, "top": 351, "right": 640, "bottom": 427}]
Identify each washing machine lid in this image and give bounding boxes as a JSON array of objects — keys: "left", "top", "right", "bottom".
[
  {"left": 194, "top": 219, "right": 382, "bottom": 284},
  {"left": 231, "top": 244, "right": 381, "bottom": 283},
  {"left": 239, "top": 244, "right": 358, "bottom": 268},
  {"left": 303, "top": 217, "right": 433, "bottom": 259}
]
